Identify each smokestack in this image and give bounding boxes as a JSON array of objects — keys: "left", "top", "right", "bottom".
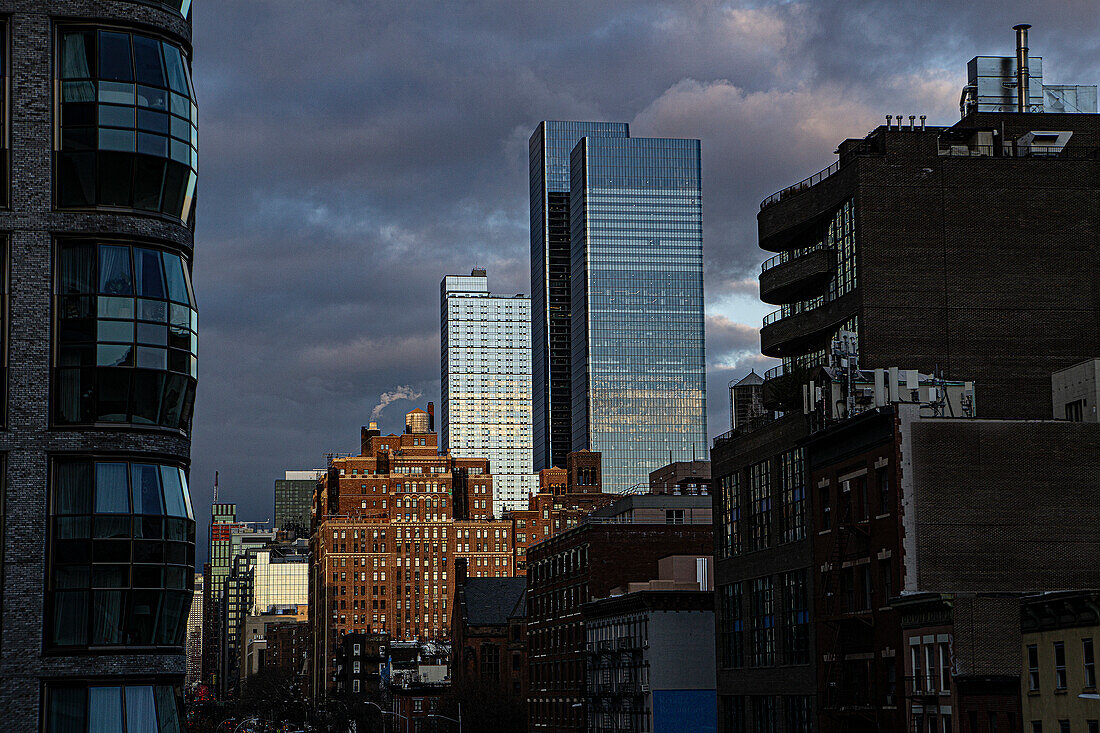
[
  {"left": 1014, "top": 24, "right": 1031, "bottom": 112},
  {"left": 427, "top": 402, "right": 435, "bottom": 432}
]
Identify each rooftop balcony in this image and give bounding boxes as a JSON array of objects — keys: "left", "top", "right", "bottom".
[
  {"left": 759, "top": 244, "right": 834, "bottom": 305},
  {"left": 760, "top": 292, "right": 857, "bottom": 358}
]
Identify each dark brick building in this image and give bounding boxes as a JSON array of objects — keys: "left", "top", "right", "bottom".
[
  {"left": 526, "top": 515, "right": 712, "bottom": 733},
  {"left": 0, "top": 1, "right": 199, "bottom": 729},
  {"left": 715, "top": 94, "right": 1100, "bottom": 732},
  {"left": 451, "top": 561, "right": 527, "bottom": 697}
]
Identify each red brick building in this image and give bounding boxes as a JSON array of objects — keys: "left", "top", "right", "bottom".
[
  {"left": 451, "top": 559, "right": 528, "bottom": 697},
  {"left": 309, "top": 410, "right": 515, "bottom": 702},
  {"left": 526, "top": 509, "right": 713, "bottom": 733}
]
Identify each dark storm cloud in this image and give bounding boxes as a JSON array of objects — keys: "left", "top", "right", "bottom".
[{"left": 189, "top": 1, "right": 1098, "bottom": 546}]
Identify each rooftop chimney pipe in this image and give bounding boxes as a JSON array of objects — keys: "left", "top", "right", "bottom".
[{"left": 1014, "top": 24, "right": 1031, "bottom": 112}]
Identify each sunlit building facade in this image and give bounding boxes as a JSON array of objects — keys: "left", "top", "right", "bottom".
[
  {"left": 441, "top": 269, "right": 535, "bottom": 513},
  {"left": 529, "top": 121, "right": 630, "bottom": 473},
  {"left": 569, "top": 135, "right": 708, "bottom": 493}
]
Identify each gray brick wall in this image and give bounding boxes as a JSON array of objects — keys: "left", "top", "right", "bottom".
[{"left": 0, "top": 2, "right": 194, "bottom": 727}]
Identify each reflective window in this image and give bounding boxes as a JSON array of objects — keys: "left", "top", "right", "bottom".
[
  {"left": 57, "top": 29, "right": 197, "bottom": 223},
  {"left": 47, "top": 458, "right": 195, "bottom": 649},
  {"left": 55, "top": 240, "right": 197, "bottom": 432},
  {"left": 45, "top": 683, "right": 185, "bottom": 732}
]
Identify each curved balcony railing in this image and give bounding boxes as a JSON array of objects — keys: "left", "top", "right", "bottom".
[
  {"left": 760, "top": 241, "right": 830, "bottom": 274},
  {"left": 761, "top": 160, "right": 840, "bottom": 210},
  {"left": 764, "top": 364, "right": 784, "bottom": 381}
]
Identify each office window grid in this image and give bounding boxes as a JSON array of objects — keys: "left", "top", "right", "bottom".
[
  {"left": 718, "top": 582, "right": 744, "bottom": 668},
  {"left": 750, "top": 577, "right": 775, "bottom": 667},
  {"left": 779, "top": 449, "right": 805, "bottom": 543},
  {"left": 719, "top": 472, "right": 741, "bottom": 558},
  {"left": 749, "top": 461, "right": 771, "bottom": 551},
  {"left": 781, "top": 570, "right": 809, "bottom": 665}
]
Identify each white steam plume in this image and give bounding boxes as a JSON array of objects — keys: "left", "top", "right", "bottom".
[{"left": 371, "top": 385, "right": 422, "bottom": 420}]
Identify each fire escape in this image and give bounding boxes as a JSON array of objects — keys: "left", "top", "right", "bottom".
[{"left": 820, "top": 475, "right": 881, "bottom": 732}]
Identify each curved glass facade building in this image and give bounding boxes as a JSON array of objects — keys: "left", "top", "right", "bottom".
[{"left": 0, "top": 2, "right": 197, "bottom": 729}]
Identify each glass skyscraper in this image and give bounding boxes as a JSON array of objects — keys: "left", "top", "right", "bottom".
[
  {"left": 529, "top": 121, "right": 629, "bottom": 472},
  {"left": 568, "top": 135, "right": 708, "bottom": 494},
  {"left": 441, "top": 269, "right": 535, "bottom": 513}
]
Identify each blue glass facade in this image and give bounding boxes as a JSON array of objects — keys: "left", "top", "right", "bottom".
[
  {"left": 529, "top": 121, "right": 628, "bottom": 473},
  {"left": 568, "top": 136, "right": 707, "bottom": 493}
]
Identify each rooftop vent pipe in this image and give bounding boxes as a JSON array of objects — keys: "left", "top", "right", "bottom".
[{"left": 1014, "top": 24, "right": 1031, "bottom": 112}]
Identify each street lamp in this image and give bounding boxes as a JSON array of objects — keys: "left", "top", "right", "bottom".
[
  {"left": 425, "top": 702, "right": 462, "bottom": 733},
  {"left": 361, "top": 700, "right": 409, "bottom": 732}
]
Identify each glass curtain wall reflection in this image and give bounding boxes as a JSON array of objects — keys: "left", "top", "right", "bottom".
[
  {"left": 568, "top": 136, "right": 707, "bottom": 493},
  {"left": 529, "top": 121, "right": 628, "bottom": 472}
]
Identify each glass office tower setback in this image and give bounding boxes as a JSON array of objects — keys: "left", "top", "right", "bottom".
[
  {"left": 529, "top": 121, "right": 629, "bottom": 472},
  {"left": 569, "top": 136, "right": 708, "bottom": 493},
  {"left": 441, "top": 269, "right": 535, "bottom": 513}
]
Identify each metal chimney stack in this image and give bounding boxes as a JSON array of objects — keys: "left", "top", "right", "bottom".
[{"left": 1014, "top": 24, "right": 1031, "bottom": 112}]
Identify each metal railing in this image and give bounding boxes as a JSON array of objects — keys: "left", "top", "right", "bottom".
[
  {"left": 764, "top": 364, "right": 784, "bottom": 380},
  {"left": 761, "top": 241, "right": 831, "bottom": 274},
  {"left": 761, "top": 159, "right": 841, "bottom": 209},
  {"left": 937, "top": 143, "right": 1100, "bottom": 158}
]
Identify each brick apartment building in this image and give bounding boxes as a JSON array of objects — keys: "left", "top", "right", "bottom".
[
  {"left": 509, "top": 450, "right": 617, "bottom": 573},
  {"left": 309, "top": 410, "right": 515, "bottom": 702},
  {"left": 526, "top": 496, "right": 713, "bottom": 733}
]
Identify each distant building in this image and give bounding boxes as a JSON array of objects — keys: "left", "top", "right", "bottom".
[
  {"left": 526, "top": 498, "right": 713, "bottom": 733},
  {"left": 583, "top": 559, "right": 716, "bottom": 733},
  {"left": 275, "top": 470, "right": 323, "bottom": 538},
  {"left": 309, "top": 411, "right": 515, "bottom": 703},
  {"left": 529, "top": 122, "right": 708, "bottom": 492},
  {"left": 240, "top": 605, "right": 308, "bottom": 683},
  {"left": 334, "top": 631, "right": 388, "bottom": 699},
  {"left": 509, "top": 450, "right": 617, "bottom": 573},
  {"left": 530, "top": 121, "right": 630, "bottom": 473},
  {"left": 648, "top": 460, "right": 712, "bottom": 496},
  {"left": 729, "top": 370, "right": 765, "bottom": 430},
  {"left": 441, "top": 269, "right": 535, "bottom": 513},
  {"left": 451, "top": 560, "right": 528, "bottom": 697},
  {"left": 186, "top": 574, "right": 205, "bottom": 686}
]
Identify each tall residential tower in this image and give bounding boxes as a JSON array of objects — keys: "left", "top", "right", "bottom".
[
  {"left": 0, "top": 3, "right": 199, "bottom": 729},
  {"left": 441, "top": 269, "right": 534, "bottom": 513}
]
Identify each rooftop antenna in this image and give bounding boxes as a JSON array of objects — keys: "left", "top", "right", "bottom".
[{"left": 213, "top": 470, "right": 218, "bottom": 504}]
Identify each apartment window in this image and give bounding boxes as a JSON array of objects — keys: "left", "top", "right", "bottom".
[
  {"left": 480, "top": 643, "right": 500, "bottom": 682},
  {"left": 54, "top": 241, "right": 198, "bottom": 432},
  {"left": 720, "top": 696, "right": 746, "bottom": 733},
  {"left": 1028, "top": 644, "right": 1040, "bottom": 691},
  {"left": 665, "top": 509, "right": 684, "bottom": 524},
  {"left": 939, "top": 642, "right": 951, "bottom": 692},
  {"left": 1032, "top": 723, "right": 1042, "bottom": 733},
  {"left": 749, "top": 461, "right": 771, "bottom": 551},
  {"left": 784, "top": 696, "right": 812, "bottom": 733},
  {"left": 47, "top": 458, "right": 196, "bottom": 649},
  {"left": 881, "top": 559, "right": 893, "bottom": 605},
  {"left": 779, "top": 449, "right": 805, "bottom": 543},
  {"left": 1085, "top": 638, "right": 1096, "bottom": 688},
  {"left": 751, "top": 696, "right": 778, "bottom": 733},
  {"left": 1055, "top": 641, "right": 1067, "bottom": 690},
  {"left": 718, "top": 582, "right": 744, "bottom": 668},
  {"left": 45, "top": 683, "right": 185, "bottom": 732},
  {"left": 1087, "top": 721, "right": 1098, "bottom": 733},
  {"left": 1059, "top": 722, "right": 1070, "bottom": 733},
  {"left": 719, "top": 472, "right": 741, "bottom": 558},
  {"left": 750, "top": 577, "right": 775, "bottom": 667},
  {"left": 56, "top": 28, "right": 198, "bottom": 223},
  {"left": 912, "top": 643, "right": 924, "bottom": 692},
  {"left": 781, "top": 570, "right": 809, "bottom": 665}
]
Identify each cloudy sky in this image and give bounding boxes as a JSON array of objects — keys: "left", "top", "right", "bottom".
[{"left": 189, "top": 0, "right": 1098, "bottom": 553}]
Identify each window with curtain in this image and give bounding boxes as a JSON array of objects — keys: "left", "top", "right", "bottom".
[
  {"left": 55, "top": 240, "right": 197, "bottom": 432},
  {"left": 56, "top": 28, "right": 197, "bottom": 223},
  {"left": 47, "top": 458, "right": 195, "bottom": 650},
  {"left": 44, "top": 683, "right": 185, "bottom": 733}
]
